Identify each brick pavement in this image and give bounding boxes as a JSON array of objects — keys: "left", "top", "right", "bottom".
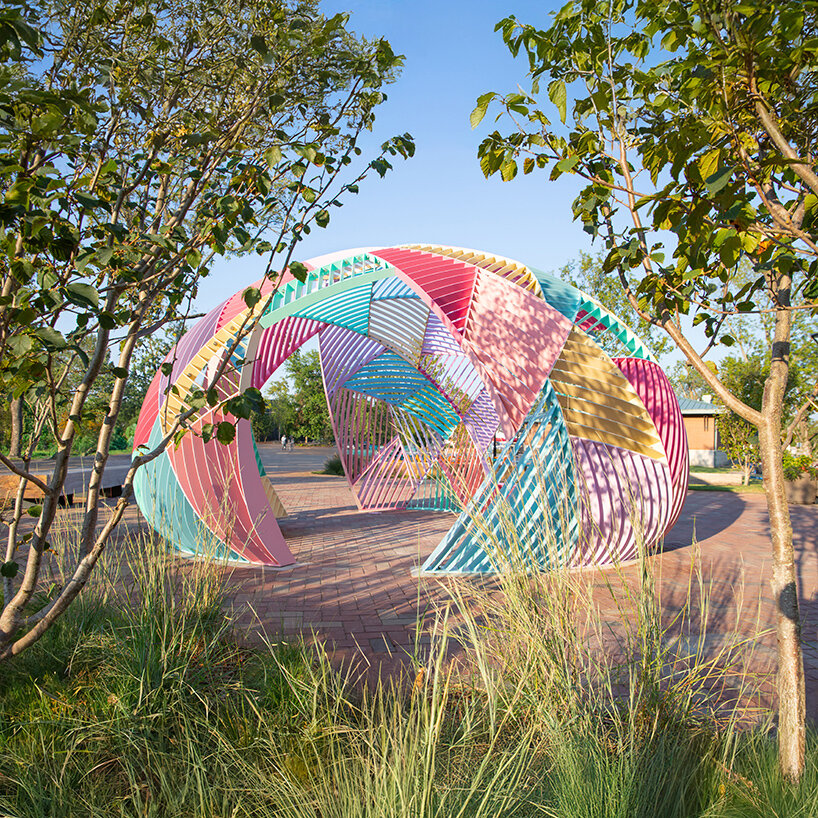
[
  {"left": 56, "top": 444, "right": 815, "bottom": 717},
  {"left": 152, "top": 446, "right": 812, "bottom": 718}
]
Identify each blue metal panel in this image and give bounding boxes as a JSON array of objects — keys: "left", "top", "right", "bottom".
[
  {"left": 528, "top": 267, "right": 583, "bottom": 323},
  {"left": 421, "top": 380, "right": 579, "bottom": 573},
  {"left": 292, "top": 283, "right": 374, "bottom": 335},
  {"left": 400, "top": 383, "right": 460, "bottom": 440},
  {"left": 341, "top": 351, "right": 429, "bottom": 405},
  {"left": 372, "top": 275, "right": 421, "bottom": 300}
]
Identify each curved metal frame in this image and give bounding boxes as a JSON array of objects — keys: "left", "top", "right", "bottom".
[{"left": 133, "top": 245, "right": 688, "bottom": 572}]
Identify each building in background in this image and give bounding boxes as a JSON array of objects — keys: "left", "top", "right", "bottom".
[{"left": 677, "top": 395, "right": 728, "bottom": 467}]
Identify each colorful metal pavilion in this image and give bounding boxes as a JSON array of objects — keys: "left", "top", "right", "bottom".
[{"left": 132, "top": 245, "right": 688, "bottom": 572}]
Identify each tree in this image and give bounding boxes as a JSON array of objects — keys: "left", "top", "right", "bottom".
[
  {"left": 717, "top": 412, "right": 756, "bottom": 485},
  {"left": 252, "top": 379, "right": 294, "bottom": 441},
  {"left": 669, "top": 359, "right": 719, "bottom": 401},
  {"left": 474, "top": 0, "right": 817, "bottom": 780},
  {"left": 0, "top": 0, "right": 412, "bottom": 659},
  {"left": 284, "top": 349, "right": 332, "bottom": 442}
]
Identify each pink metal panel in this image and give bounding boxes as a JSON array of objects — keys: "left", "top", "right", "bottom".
[
  {"left": 250, "top": 316, "right": 324, "bottom": 389},
  {"left": 133, "top": 368, "right": 163, "bottom": 450},
  {"left": 168, "top": 408, "right": 295, "bottom": 564},
  {"left": 215, "top": 264, "right": 312, "bottom": 332},
  {"left": 462, "top": 270, "right": 573, "bottom": 437},
  {"left": 373, "top": 247, "right": 477, "bottom": 335},
  {"left": 613, "top": 357, "right": 689, "bottom": 535}
]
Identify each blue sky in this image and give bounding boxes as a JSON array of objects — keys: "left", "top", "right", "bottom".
[{"left": 197, "top": 1, "right": 592, "bottom": 312}]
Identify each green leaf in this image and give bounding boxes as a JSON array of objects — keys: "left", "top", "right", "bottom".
[
  {"left": 66, "top": 282, "right": 99, "bottom": 309},
  {"left": 263, "top": 146, "right": 282, "bottom": 167},
  {"left": 556, "top": 155, "right": 579, "bottom": 173},
  {"left": 7, "top": 334, "right": 32, "bottom": 356},
  {"left": 216, "top": 421, "right": 235, "bottom": 445},
  {"left": 34, "top": 326, "right": 66, "bottom": 349},
  {"left": 111, "top": 366, "right": 128, "bottom": 378},
  {"left": 548, "top": 79, "right": 567, "bottom": 124},
  {"left": 500, "top": 159, "right": 517, "bottom": 181},
  {"left": 289, "top": 261, "right": 308, "bottom": 282},
  {"left": 243, "top": 286, "right": 262, "bottom": 310},
  {"left": 470, "top": 92, "right": 494, "bottom": 129},
  {"left": 250, "top": 34, "right": 268, "bottom": 57},
  {"left": 0, "top": 561, "right": 19, "bottom": 578},
  {"left": 4, "top": 178, "right": 35, "bottom": 205},
  {"left": 697, "top": 148, "right": 720, "bottom": 183},
  {"left": 95, "top": 246, "right": 115, "bottom": 266},
  {"left": 242, "top": 387, "right": 265, "bottom": 415},
  {"left": 27, "top": 504, "right": 42, "bottom": 517},
  {"left": 718, "top": 235, "right": 742, "bottom": 267},
  {"left": 705, "top": 166, "right": 733, "bottom": 196},
  {"left": 315, "top": 209, "right": 330, "bottom": 228}
]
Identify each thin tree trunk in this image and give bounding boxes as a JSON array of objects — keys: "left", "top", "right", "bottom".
[
  {"left": 760, "top": 421, "right": 806, "bottom": 780},
  {"left": 8, "top": 397, "right": 23, "bottom": 458},
  {"left": 761, "top": 294, "right": 805, "bottom": 782}
]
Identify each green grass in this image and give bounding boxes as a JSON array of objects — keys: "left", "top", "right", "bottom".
[{"left": 0, "top": 521, "right": 814, "bottom": 817}]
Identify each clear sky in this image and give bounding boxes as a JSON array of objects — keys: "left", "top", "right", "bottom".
[{"left": 197, "top": 1, "right": 592, "bottom": 312}]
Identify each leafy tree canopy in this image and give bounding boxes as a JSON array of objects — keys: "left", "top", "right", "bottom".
[
  {"left": 0, "top": 0, "right": 412, "bottom": 660},
  {"left": 473, "top": 0, "right": 817, "bottom": 780}
]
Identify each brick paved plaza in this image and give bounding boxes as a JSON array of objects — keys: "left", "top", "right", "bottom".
[
  {"left": 67, "top": 444, "right": 816, "bottom": 717},
  {"left": 129, "top": 444, "right": 813, "bottom": 718}
]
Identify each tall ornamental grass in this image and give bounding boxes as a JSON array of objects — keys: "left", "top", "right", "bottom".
[{"left": 0, "top": 495, "right": 815, "bottom": 817}]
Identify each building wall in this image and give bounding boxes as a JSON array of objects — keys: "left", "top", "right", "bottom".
[
  {"left": 684, "top": 413, "right": 730, "bottom": 468},
  {"left": 689, "top": 448, "right": 731, "bottom": 468},
  {"left": 684, "top": 415, "right": 716, "bottom": 450}
]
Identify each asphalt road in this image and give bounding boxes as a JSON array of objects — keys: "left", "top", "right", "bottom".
[{"left": 1, "top": 443, "right": 337, "bottom": 498}]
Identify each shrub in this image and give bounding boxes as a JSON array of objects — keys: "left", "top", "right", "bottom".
[
  {"left": 782, "top": 452, "right": 818, "bottom": 481},
  {"left": 321, "top": 454, "right": 345, "bottom": 476}
]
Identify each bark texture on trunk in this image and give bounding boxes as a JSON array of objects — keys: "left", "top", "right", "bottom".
[
  {"left": 760, "top": 422, "right": 806, "bottom": 781},
  {"left": 8, "top": 397, "right": 22, "bottom": 458},
  {"left": 762, "top": 294, "right": 805, "bottom": 783}
]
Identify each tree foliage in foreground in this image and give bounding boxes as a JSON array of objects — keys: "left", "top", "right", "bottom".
[
  {"left": 0, "top": 0, "right": 413, "bottom": 660},
  {"left": 474, "top": 0, "right": 817, "bottom": 781}
]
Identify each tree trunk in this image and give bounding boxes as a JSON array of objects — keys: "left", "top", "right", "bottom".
[
  {"left": 8, "top": 397, "right": 23, "bottom": 458},
  {"left": 760, "top": 291, "right": 805, "bottom": 782},
  {"left": 759, "top": 421, "right": 806, "bottom": 781}
]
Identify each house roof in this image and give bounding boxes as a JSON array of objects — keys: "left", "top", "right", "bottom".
[{"left": 676, "top": 395, "right": 724, "bottom": 415}]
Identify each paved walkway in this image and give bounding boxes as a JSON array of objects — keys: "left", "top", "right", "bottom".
[
  {"left": 39, "top": 444, "right": 814, "bottom": 716},
  {"left": 160, "top": 445, "right": 815, "bottom": 717}
]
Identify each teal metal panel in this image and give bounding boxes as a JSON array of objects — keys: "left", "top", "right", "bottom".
[{"left": 421, "top": 381, "right": 579, "bottom": 573}]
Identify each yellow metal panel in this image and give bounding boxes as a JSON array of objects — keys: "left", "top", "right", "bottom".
[
  {"left": 261, "top": 476, "right": 287, "bottom": 518},
  {"left": 403, "top": 244, "right": 541, "bottom": 294},
  {"left": 550, "top": 327, "right": 664, "bottom": 460}
]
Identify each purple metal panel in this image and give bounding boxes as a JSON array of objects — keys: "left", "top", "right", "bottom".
[{"left": 570, "top": 437, "right": 673, "bottom": 565}]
